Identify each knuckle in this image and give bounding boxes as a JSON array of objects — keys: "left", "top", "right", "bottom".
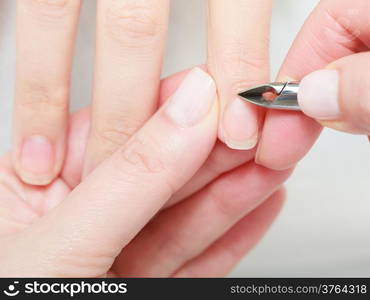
[
  {"left": 119, "top": 135, "right": 177, "bottom": 196},
  {"left": 104, "top": 1, "right": 166, "bottom": 47},
  {"left": 121, "top": 134, "right": 166, "bottom": 174},
  {"left": 209, "top": 38, "right": 269, "bottom": 87},
  {"left": 95, "top": 128, "right": 132, "bottom": 151},
  {"left": 231, "top": 54, "right": 268, "bottom": 82},
  {"left": 92, "top": 114, "right": 143, "bottom": 149},
  {"left": 95, "top": 125, "right": 135, "bottom": 150},
  {"left": 17, "top": 81, "right": 68, "bottom": 113},
  {"left": 317, "top": 6, "right": 364, "bottom": 54}
]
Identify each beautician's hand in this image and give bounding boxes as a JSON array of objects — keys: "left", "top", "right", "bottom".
[
  {"left": 260, "top": 0, "right": 370, "bottom": 164},
  {"left": 293, "top": 0, "right": 370, "bottom": 137},
  {"left": 1, "top": 69, "right": 291, "bottom": 277}
]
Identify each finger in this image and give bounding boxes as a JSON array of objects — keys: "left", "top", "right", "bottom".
[
  {"left": 9, "top": 68, "right": 217, "bottom": 277},
  {"left": 256, "top": 0, "right": 370, "bottom": 169},
  {"left": 61, "top": 67, "right": 255, "bottom": 192},
  {"left": 83, "top": 0, "right": 169, "bottom": 174},
  {"left": 166, "top": 142, "right": 256, "bottom": 208},
  {"left": 0, "top": 154, "right": 40, "bottom": 235},
  {"left": 113, "top": 163, "right": 292, "bottom": 277},
  {"left": 159, "top": 65, "right": 207, "bottom": 105},
  {"left": 207, "top": 0, "right": 272, "bottom": 150},
  {"left": 174, "top": 188, "right": 285, "bottom": 277},
  {"left": 61, "top": 107, "right": 90, "bottom": 188},
  {"left": 160, "top": 67, "right": 256, "bottom": 207},
  {"left": 60, "top": 67, "right": 253, "bottom": 191},
  {"left": 13, "top": 0, "right": 81, "bottom": 185},
  {"left": 65, "top": 132, "right": 256, "bottom": 210},
  {"left": 298, "top": 52, "right": 370, "bottom": 134},
  {"left": 61, "top": 67, "right": 194, "bottom": 190}
]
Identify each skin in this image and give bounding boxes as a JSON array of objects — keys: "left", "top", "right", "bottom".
[
  {"left": 14, "top": 0, "right": 367, "bottom": 184},
  {"left": 5, "top": 0, "right": 368, "bottom": 277},
  {"left": 5, "top": 0, "right": 293, "bottom": 276},
  {"left": 12, "top": 0, "right": 280, "bottom": 187},
  {"left": 9, "top": 0, "right": 329, "bottom": 187},
  {"left": 289, "top": 0, "right": 370, "bottom": 136},
  {"left": 207, "top": 0, "right": 271, "bottom": 150},
  {"left": 1, "top": 70, "right": 291, "bottom": 277},
  {"left": 257, "top": 0, "right": 370, "bottom": 169},
  {"left": 13, "top": 0, "right": 171, "bottom": 185}
]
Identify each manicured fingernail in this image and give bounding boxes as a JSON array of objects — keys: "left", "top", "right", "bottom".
[
  {"left": 19, "top": 135, "right": 55, "bottom": 185},
  {"left": 165, "top": 67, "right": 216, "bottom": 126},
  {"left": 222, "top": 98, "right": 258, "bottom": 150},
  {"left": 298, "top": 69, "right": 340, "bottom": 120}
]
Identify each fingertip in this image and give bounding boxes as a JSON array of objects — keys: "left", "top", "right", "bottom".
[
  {"left": 13, "top": 135, "right": 59, "bottom": 186},
  {"left": 298, "top": 69, "right": 340, "bottom": 120},
  {"left": 220, "top": 98, "right": 260, "bottom": 150}
]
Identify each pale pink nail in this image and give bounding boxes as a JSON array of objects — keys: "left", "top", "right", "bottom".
[
  {"left": 19, "top": 135, "right": 55, "bottom": 185},
  {"left": 298, "top": 69, "right": 340, "bottom": 120},
  {"left": 222, "top": 98, "right": 258, "bottom": 150},
  {"left": 165, "top": 67, "right": 216, "bottom": 127}
]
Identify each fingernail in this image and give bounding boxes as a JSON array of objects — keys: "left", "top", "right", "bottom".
[
  {"left": 19, "top": 135, "right": 55, "bottom": 185},
  {"left": 165, "top": 67, "right": 216, "bottom": 126},
  {"left": 222, "top": 98, "right": 258, "bottom": 150},
  {"left": 298, "top": 69, "right": 340, "bottom": 120}
]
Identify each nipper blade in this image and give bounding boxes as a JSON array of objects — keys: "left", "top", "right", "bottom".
[{"left": 238, "top": 82, "right": 301, "bottom": 111}]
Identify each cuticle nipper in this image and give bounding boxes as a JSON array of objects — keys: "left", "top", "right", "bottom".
[{"left": 238, "top": 82, "right": 301, "bottom": 111}]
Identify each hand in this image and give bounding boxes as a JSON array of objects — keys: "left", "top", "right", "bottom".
[
  {"left": 13, "top": 0, "right": 170, "bottom": 185},
  {"left": 206, "top": 0, "right": 321, "bottom": 170},
  {"left": 13, "top": 0, "right": 297, "bottom": 190},
  {"left": 1, "top": 68, "right": 291, "bottom": 277},
  {"left": 292, "top": 0, "right": 370, "bottom": 137}
]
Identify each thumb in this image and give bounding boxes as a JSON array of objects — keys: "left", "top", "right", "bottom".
[
  {"left": 9, "top": 68, "right": 218, "bottom": 277},
  {"left": 297, "top": 52, "right": 370, "bottom": 135}
]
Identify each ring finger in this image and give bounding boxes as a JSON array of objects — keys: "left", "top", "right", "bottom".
[{"left": 207, "top": 0, "right": 272, "bottom": 150}]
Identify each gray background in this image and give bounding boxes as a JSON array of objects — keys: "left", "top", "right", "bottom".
[{"left": 0, "top": 0, "right": 369, "bottom": 276}]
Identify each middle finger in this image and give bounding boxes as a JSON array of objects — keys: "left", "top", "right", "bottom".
[{"left": 83, "top": 0, "right": 170, "bottom": 174}]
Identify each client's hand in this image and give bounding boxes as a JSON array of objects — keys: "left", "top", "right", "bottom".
[{"left": 0, "top": 68, "right": 291, "bottom": 277}]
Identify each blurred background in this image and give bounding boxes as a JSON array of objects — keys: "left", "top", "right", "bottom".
[{"left": 0, "top": 0, "right": 369, "bottom": 276}]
